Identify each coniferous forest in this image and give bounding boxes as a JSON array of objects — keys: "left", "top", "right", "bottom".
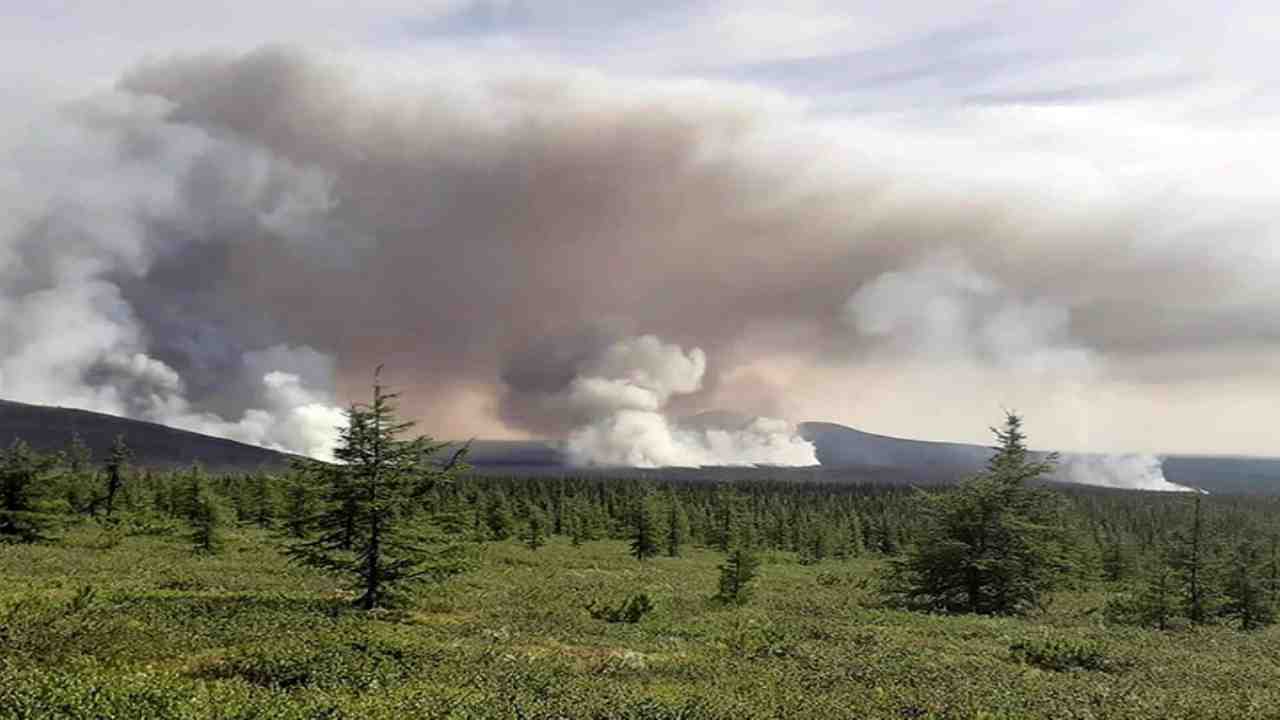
[{"left": 2, "top": 394, "right": 1279, "bottom": 718}]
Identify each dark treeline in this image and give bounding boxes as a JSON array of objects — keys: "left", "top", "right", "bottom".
[{"left": 3, "top": 419, "right": 1278, "bottom": 627}]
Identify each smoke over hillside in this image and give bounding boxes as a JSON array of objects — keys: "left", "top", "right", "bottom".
[{"left": 2, "top": 47, "right": 1279, "bottom": 467}]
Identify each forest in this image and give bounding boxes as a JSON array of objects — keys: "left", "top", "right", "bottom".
[{"left": 2, "top": 386, "right": 1278, "bottom": 719}]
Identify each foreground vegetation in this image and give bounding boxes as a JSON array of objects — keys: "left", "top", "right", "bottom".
[
  {"left": 4, "top": 394, "right": 1279, "bottom": 718},
  {"left": 3, "top": 525, "right": 1279, "bottom": 719}
]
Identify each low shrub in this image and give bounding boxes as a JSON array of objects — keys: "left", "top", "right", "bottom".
[
  {"left": 202, "top": 636, "right": 441, "bottom": 691},
  {"left": 1010, "top": 637, "right": 1117, "bottom": 673},
  {"left": 587, "top": 593, "right": 655, "bottom": 624}
]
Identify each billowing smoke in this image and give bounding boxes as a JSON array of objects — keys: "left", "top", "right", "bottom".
[
  {"left": 846, "top": 254, "right": 1193, "bottom": 491},
  {"left": 3, "top": 46, "right": 1280, "bottom": 464},
  {"left": 0, "top": 94, "right": 345, "bottom": 458},
  {"left": 550, "top": 335, "right": 815, "bottom": 467},
  {"left": 845, "top": 252, "right": 1096, "bottom": 378},
  {"left": 1058, "top": 454, "right": 1195, "bottom": 493}
]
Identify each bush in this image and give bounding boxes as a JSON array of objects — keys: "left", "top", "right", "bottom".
[
  {"left": 587, "top": 593, "right": 655, "bottom": 624},
  {"left": 1010, "top": 637, "right": 1116, "bottom": 673},
  {"left": 728, "top": 622, "right": 795, "bottom": 659},
  {"left": 204, "top": 636, "right": 441, "bottom": 691},
  {"left": 815, "top": 570, "right": 870, "bottom": 589},
  {"left": 118, "top": 512, "right": 182, "bottom": 537}
]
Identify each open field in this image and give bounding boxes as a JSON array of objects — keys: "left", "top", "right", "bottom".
[{"left": 3, "top": 525, "right": 1278, "bottom": 720}]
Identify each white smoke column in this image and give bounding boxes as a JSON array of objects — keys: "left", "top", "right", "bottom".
[
  {"left": 0, "top": 95, "right": 344, "bottom": 458},
  {"left": 563, "top": 335, "right": 817, "bottom": 467},
  {"left": 158, "top": 368, "right": 344, "bottom": 461},
  {"left": 1059, "top": 454, "right": 1197, "bottom": 493}
]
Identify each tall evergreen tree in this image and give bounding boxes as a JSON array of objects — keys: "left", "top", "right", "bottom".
[
  {"left": 247, "top": 473, "right": 277, "bottom": 528},
  {"left": 1220, "top": 538, "right": 1275, "bottom": 631},
  {"left": 884, "top": 412, "right": 1072, "bottom": 615},
  {"left": 799, "top": 520, "right": 831, "bottom": 565},
  {"left": 565, "top": 496, "right": 585, "bottom": 547},
  {"left": 630, "top": 494, "right": 660, "bottom": 561},
  {"left": 717, "top": 546, "right": 761, "bottom": 605},
  {"left": 1100, "top": 532, "right": 1131, "bottom": 582},
  {"left": 841, "top": 513, "right": 865, "bottom": 559},
  {"left": 0, "top": 441, "right": 57, "bottom": 542},
  {"left": 60, "top": 433, "right": 96, "bottom": 516},
  {"left": 1109, "top": 557, "right": 1179, "bottom": 630},
  {"left": 188, "top": 475, "right": 225, "bottom": 555},
  {"left": 288, "top": 371, "right": 472, "bottom": 609},
  {"left": 1169, "top": 495, "right": 1217, "bottom": 624},
  {"left": 1267, "top": 531, "right": 1280, "bottom": 606},
  {"left": 484, "top": 493, "right": 515, "bottom": 541},
  {"left": 281, "top": 470, "right": 318, "bottom": 539},
  {"left": 713, "top": 488, "right": 737, "bottom": 552},
  {"left": 524, "top": 509, "right": 547, "bottom": 551},
  {"left": 665, "top": 490, "right": 688, "bottom": 557},
  {"left": 102, "top": 435, "right": 131, "bottom": 517}
]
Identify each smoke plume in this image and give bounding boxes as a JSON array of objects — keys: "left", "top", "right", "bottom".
[
  {"left": 1058, "top": 454, "right": 1195, "bottom": 493},
  {"left": 845, "top": 253, "right": 1195, "bottom": 491},
  {"left": 2, "top": 46, "right": 1280, "bottom": 466},
  {"left": 557, "top": 335, "right": 816, "bottom": 467}
]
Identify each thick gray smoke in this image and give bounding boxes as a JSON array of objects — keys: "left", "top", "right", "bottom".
[
  {"left": 0, "top": 93, "right": 345, "bottom": 458},
  {"left": 3, "top": 47, "right": 1280, "bottom": 465}
]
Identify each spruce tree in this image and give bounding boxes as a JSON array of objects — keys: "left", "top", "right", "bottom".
[
  {"left": 1221, "top": 538, "right": 1275, "bottom": 631},
  {"left": 281, "top": 470, "right": 318, "bottom": 539},
  {"left": 1267, "top": 531, "right": 1280, "bottom": 607},
  {"left": 873, "top": 511, "right": 899, "bottom": 555},
  {"left": 713, "top": 489, "right": 736, "bottom": 552},
  {"left": 0, "top": 441, "right": 58, "bottom": 543},
  {"left": 247, "top": 473, "right": 277, "bottom": 529},
  {"left": 102, "top": 435, "right": 131, "bottom": 517},
  {"left": 524, "top": 510, "right": 547, "bottom": 551},
  {"left": 665, "top": 490, "right": 688, "bottom": 557},
  {"left": 1101, "top": 532, "right": 1130, "bottom": 582},
  {"left": 179, "top": 463, "right": 208, "bottom": 520},
  {"left": 1169, "top": 495, "right": 1218, "bottom": 624},
  {"left": 287, "top": 371, "right": 472, "bottom": 609},
  {"left": 630, "top": 495, "right": 660, "bottom": 561},
  {"left": 569, "top": 513, "right": 584, "bottom": 547},
  {"left": 800, "top": 521, "right": 831, "bottom": 565},
  {"left": 568, "top": 496, "right": 595, "bottom": 547},
  {"left": 60, "top": 433, "right": 97, "bottom": 516},
  {"left": 884, "top": 412, "right": 1072, "bottom": 615},
  {"left": 717, "top": 546, "right": 761, "bottom": 605},
  {"left": 484, "top": 493, "right": 515, "bottom": 541},
  {"left": 189, "top": 477, "right": 225, "bottom": 555},
  {"left": 1109, "top": 554, "right": 1179, "bottom": 630}
]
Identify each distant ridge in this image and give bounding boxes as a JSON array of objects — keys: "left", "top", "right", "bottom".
[
  {"left": 798, "top": 421, "right": 991, "bottom": 474},
  {"left": 0, "top": 399, "right": 293, "bottom": 471},
  {"left": 3, "top": 399, "right": 1279, "bottom": 494},
  {"left": 799, "top": 421, "right": 1280, "bottom": 496}
]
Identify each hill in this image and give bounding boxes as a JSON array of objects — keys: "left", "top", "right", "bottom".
[
  {"left": 4, "top": 399, "right": 1280, "bottom": 493},
  {"left": 0, "top": 399, "right": 293, "bottom": 472},
  {"left": 798, "top": 421, "right": 991, "bottom": 474},
  {"left": 800, "top": 421, "right": 1280, "bottom": 495}
]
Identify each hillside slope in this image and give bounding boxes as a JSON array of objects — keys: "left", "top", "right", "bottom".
[
  {"left": 5, "top": 399, "right": 1279, "bottom": 493},
  {"left": 0, "top": 399, "right": 292, "bottom": 471},
  {"left": 798, "top": 421, "right": 991, "bottom": 474},
  {"left": 801, "top": 421, "right": 1280, "bottom": 495}
]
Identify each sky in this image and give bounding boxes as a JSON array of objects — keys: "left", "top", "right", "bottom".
[{"left": 1, "top": 1, "right": 1278, "bottom": 460}]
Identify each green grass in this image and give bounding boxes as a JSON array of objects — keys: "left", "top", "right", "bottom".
[{"left": 2, "top": 527, "right": 1278, "bottom": 719}]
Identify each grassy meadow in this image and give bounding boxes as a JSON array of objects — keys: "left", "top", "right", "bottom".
[{"left": 3, "top": 523, "right": 1278, "bottom": 720}]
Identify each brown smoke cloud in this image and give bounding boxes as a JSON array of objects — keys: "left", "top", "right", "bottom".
[{"left": 3, "top": 46, "right": 1279, "bottom": 458}]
